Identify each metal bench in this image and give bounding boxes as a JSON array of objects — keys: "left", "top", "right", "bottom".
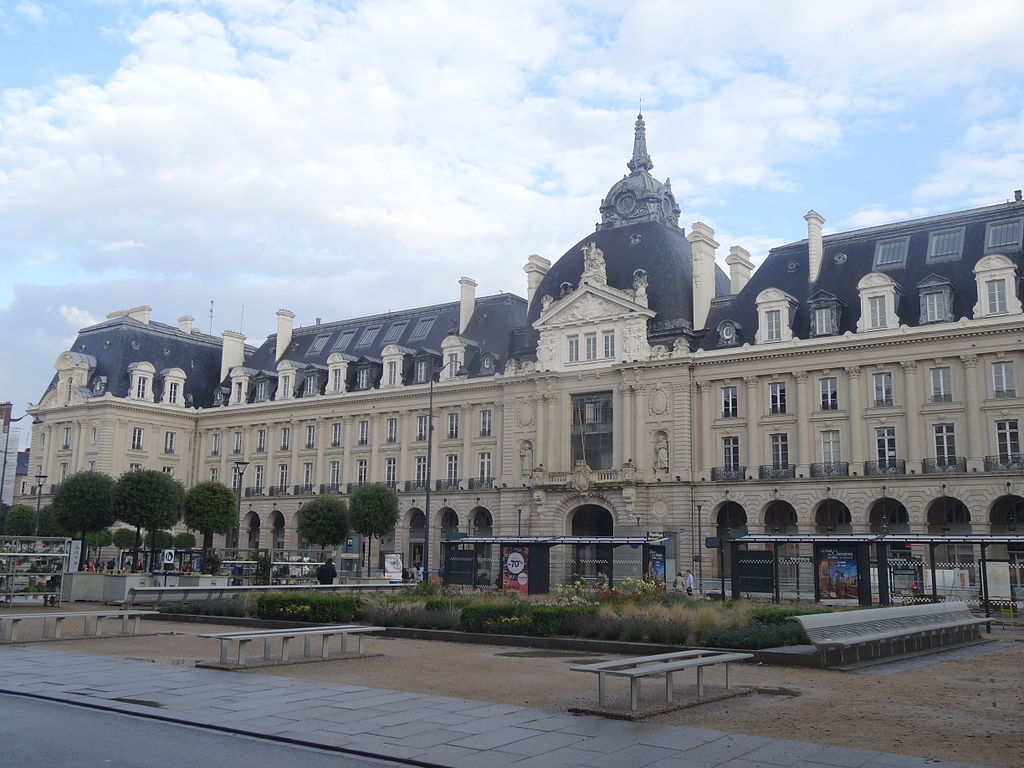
[
  {"left": 124, "top": 582, "right": 408, "bottom": 608},
  {"left": 571, "top": 649, "right": 753, "bottom": 712},
  {"left": 198, "top": 624, "right": 385, "bottom": 666},
  {"left": 0, "top": 610, "right": 159, "bottom": 642},
  {"left": 789, "top": 601, "right": 989, "bottom": 666}
]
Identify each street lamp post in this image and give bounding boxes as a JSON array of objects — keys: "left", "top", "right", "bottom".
[
  {"left": 32, "top": 474, "right": 47, "bottom": 536},
  {"left": 422, "top": 357, "right": 465, "bottom": 581},
  {"left": 233, "top": 461, "right": 250, "bottom": 556}
]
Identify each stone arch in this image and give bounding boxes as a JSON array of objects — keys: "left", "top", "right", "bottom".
[
  {"left": 763, "top": 500, "right": 798, "bottom": 534},
  {"left": 470, "top": 507, "right": 493, "bottom": 536},
  {"left": 406, "top": 507, "right": 425, "bottom": 569},
  {"left": 814, "top": 500, "right": 853, "bottom": 534},
  {"left": 927, "top": 496, "right": 972, "bottom": 533},
  {"left": 269, "top": 510, "right": 286, "bottom": 552},
  {"left": 569, "top": 504, "right": 614, "bottom": 536},
  {"left": 989, "top": 494, "right": 1024, "bottom": 533},
  {"left": 243, "top": 510, "right": 261, "bottom": 550},
  {"left": 439, "top": 507, "right": 459, "bottom": 540},
  {"left": 567, "top": 503, "right": 614, "bottom": 582},
  {"left": 715, "top": 501, "right": 748, "bottom": 540},
  {"left": 869, "top": 497, "right": 910, "bottom": 534}
]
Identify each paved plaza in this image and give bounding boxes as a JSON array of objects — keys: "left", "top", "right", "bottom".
[{"left": 0, "top": 645, "right": 989, "bottom": 768}]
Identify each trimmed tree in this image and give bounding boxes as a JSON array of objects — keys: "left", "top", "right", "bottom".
[
  {"left": 4, "top": 504, "right": 34, "bottom": 535},
  {"left": 173, "top": 532, "right": 197, "bottom": 549},
  {"left": 51, "top": 471, "right": 117, "bottom": 569},
  {"left": 111, "top": 528, "right": 136, "bottom": 550},
  {"left": 296, "top": 496, "right": 349, "bottom": 555},
  {"left": 349, "top": 483, "right": 400, "bottom": 576},
  {"left": 114, "top": 470, "right": 185, "bottom": 570},
  {"left": 182, "top": 481, "right": 236, "bottom": 551},
  {"left": 37, "top": 506, "right": 66, "bottom": 537}
]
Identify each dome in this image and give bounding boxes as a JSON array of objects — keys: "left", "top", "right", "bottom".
[{"left": 598, "top": 113, "right": 681, "bottom": 231}]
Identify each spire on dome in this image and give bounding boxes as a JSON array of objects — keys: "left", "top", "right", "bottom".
[{"left": 627, "top": 112, "right": 653, "bottom": 173}]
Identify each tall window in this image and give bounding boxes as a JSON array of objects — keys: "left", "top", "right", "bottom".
[
  {"left": 135, "top": 376, "right": 148, "bottom": 400},
  {"left": 923, "top": 292, "right": 946, "bottom": 323},
  {"left": 930, "top": 367, "right": 952, "bottom": 402},
  {"left": 303, "top": 375, "right": 317, "bottom": 397},
  {"left": 447, "top": 412, "right": 459, "bottom": 439},
  {"left": 873, "top": 372, "right": 893, "bottom": 407},
  {"left": 415, "top": 456, "right": 427, "bottom": 484},
  {"left": 168, "top": 382, "right": 180, "bottom": 404},
  {"left": 819, "top": 377, "right": 838, "bottom": 410},
  {"left": 256, "top": 429, "right": 266, "bottom": 452},
  {"left": 996, "top": 419, "right": 1020, "bottom": 459},
  {"left": 869, "top": 295, "right": 887, "bottom": 329},
  {"left": 254, "top": 465, "right": 264, "bottom": 489},
  {"left": 211, "top": 433, "right": 221, "bottom": 456},
  {"left": 329, "top": 461, "right": 341, "bottom": 486},
  {"left": 769, "top": 381, "right": 787, "bottom": 414},
  {"left": 585, "top": 334, "right": 598, "bottom": 360},
  {"left": 164, "top": 431, "right": 175, "bottom": 454},
  {"left": 986, "top": 279, "right": 1008, "bottom": 315},
  {"left": 328, "top": 422, "right": 341, "bottom": 447},
  {"left": 255, "top": 380, "right": 266, "bottom": 401},
  {"left": 358, "top": 420, "right": 369, "bottom": 445},
  {"left": 386, "top": 361, "right": 398, "bottom": 386},
  {"left": 386, "top": 418, "right": 398, "bottom": 443},
  {"left": 279, "top": 375, "right": 291, "bottom": 399},
  {"left": 480, "top": 409, "right": 492, "bottom": 437},
  {"left": 567, "top": 335, "right": 579, "bottom": 362},
  {"left": 280, "top": 427, "right": 290, "bottom": 450},
  {"left": 278, "top": 464, "right": 289, "bottom": 487},
  {"left": 303, "top": 462, "right": 314, "bottom": 486},
  {"left": 721, "top": 386, "right": 738, "bottom": 418},
  {"left": 331, "top": 368, "right": 343, "bottom": 393},
  {"left": 821, "top": 430, "right": 841, "bottom": 463},
  {"left": 131, "top": 427, "right": 144, "bottom": 451},
  {"left": 356, "top": 459, "right": 368, "bottom": 484},
  {"left": 765, "top": 309, "right": 782, "bottom": 341},
  {"left": 62, "top": 426, "right": 71, "bottom": 449},
  {"left": 415, "top": 359, "right": 428, "bottom": 383},
  {"left": 209, "top": 467, "right": 219, "bottom": 482},
  {"left": 993, "top": 361, "right": 1015, "bottom": 397},
  {"left": 603, "top": 331, "right": 615, "bottom": 358},
  {"left": 385, "top": 457, "right": 397, "bottom": 485},
  {"left": 416, "top": 414, "right": 428, "bottom": 441},
  {"left": 571, "top": 392, "right": 613, "bottom": 470},
  {"left": 356, "top": 368, "right": 370, "bottom": 390},
  {"left": 770, "top": 433, "right": 789, "bottom": 467},
  {"left": 305, "top": 425, "right": 316, "bottom": 449},
  {"left": 934, "top": 424, "right": 956, "bottom": 462},
  {"left": 478, "top": 451, "right": 491, "bottom": 480},
  {"left": 446, "top": 454, "right": 459, "bottom": 483},
  {"left": 875, "top": 427, "right": 897, "bottom": 465},
  {"left": 234, "top": 431, "right": 243, "bottom": 453},
  {"left": 723, "top": 436, "right": 740, "bottom": 470}
]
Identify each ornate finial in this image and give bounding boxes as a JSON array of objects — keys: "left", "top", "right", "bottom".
[{"left": 627, "top": 112, "right": 653, "bottom": 173}]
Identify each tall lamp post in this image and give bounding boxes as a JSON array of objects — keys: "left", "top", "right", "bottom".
[
  {"left": 232, "top": 461, "right": 250, "bottom": 555},
  {"left": 422, "top": 357, "right": 466, "bottom": 581},
  {"left": 32, "top": 474, "right": 47, "bottom": 536},
  {"left": 0, "top": 412, "right": 29, "bottom": 512}
]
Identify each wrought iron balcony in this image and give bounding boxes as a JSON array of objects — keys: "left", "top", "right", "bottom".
[
  {"left": 819, "top": 398, "right": 838, "bottom": 411},
  {"left": 984, "top": 454, "right": 1024, "bottom": 472},
  {"left": 873, "top": 397, "right": 894, "bottom": 407},
  {"left": 346, "top": 482, "right": 366, "bottom": 493},
  {"left": 810, "top": 461, "right": 849, "bottom": 477},
  {"left": 436, "top": 478, "right": 461, "bottom": 491},
  {"left": 468, "top": 477, "right": 494, "bottom": 490},
  {"left": 268, "top": 485, "right": 290, "bottom": 496},
  {"left": 210, "top": 449, "right": 220, "bottom": 456},
  {"left": 330, "top": 441, "right": 341, "bottom": 448},
  {"left": 293, "top": 484, "right": 315, "bottom": 495},
  {"left": 254, "top": 446, "right": 265, "bottom": 453},
  {"left": 384, "top": 480, "right": 399, "bottom": 490},
  {"left": 759, "top": 464, "right": 796, "bottom": 479},
  {"left": 769, "top": 405, "right": 787, "bottom": 415},
  {"left": 244, "top": 486, "right": 265, "bottom": 497},
  {"left": 930, "top": 393, "right": 952, "bottom": 403},
  {"left": 864, "top": 459, "right": 905, "bottom": 476},
  {"left": 404, "top": 480, "right": 429, "bottom": 492},
  {"left": 994, "top": 389, "right": 1017, "bottom": 399},
  {"left": 922, "top": 456, "right": 966, "bottom": 474},
  {"left": 319, "top": 483, "right": 342, "bottom": 495},
  {"left": 711, "top": 466, "right": 746, "bottom": 481},
  {"left": 721, "top": 407, "right": 738, "bottom": 418}
]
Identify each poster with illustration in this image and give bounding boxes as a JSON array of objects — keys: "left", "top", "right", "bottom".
[
  {"left": 383, "top": 553, "right": 403, "bottom": 580},
  {"left": 646, "top": 550, "right": 666, "bottom": 585},
  {"left": 502, "top": 546, "right": 529, "bottom": 594},
  {"left": 816, "top": 545, "right": 860, "bottom": 604}
]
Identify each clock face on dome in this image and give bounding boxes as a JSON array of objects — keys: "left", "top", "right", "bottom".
[{"left": 616, "top": 194, "right": 636, "bottom": 215}]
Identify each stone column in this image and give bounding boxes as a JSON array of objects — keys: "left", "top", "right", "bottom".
[
  {"left": 901, "top": 361, "right": 922, "bottom": 473},
  {"left": 696, "top": 381, "right": 713, "bottom": 476},
  {"left": 341, "top": 416, "right": 354, "bottom": 486},
  {"left": 370, "top": 414, "right": 382, "bottom": 481},
  {"left": 962, "top": 354, "right": 983, "bottom": 470},
  {"left": 795, "top": 372, "right": 811, "bottom": 476},
  {"left": 494, "top": 403, "right": 505, "bottom": 485},
  {"left": 846, "top": 367, "right": 864, "bottom": 467},
  {"left": 399, "top": 412, "right": 411, "bottom": 486},
  {"left": 744, "top": 376, "right": 760, "bottom": 472}
]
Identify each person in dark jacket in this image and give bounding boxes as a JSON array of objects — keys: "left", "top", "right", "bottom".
[{"left": 316, "top": 558, "right": 337, "bottom": 585}]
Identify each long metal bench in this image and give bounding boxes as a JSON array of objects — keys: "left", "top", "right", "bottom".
[
  {"left": 571, "top": 649, "right": 753, "bottom": 712},
  {"left": 0, "top": 610, "right": 159, "bottom": 642},
  {"left": 789, "top": 601, "right": 989, "bottom": 666},
  {"left": 124, "top": 582, "right": 408, "bottom": 608},
  {"left": 198, "top": 624, "right": 385, "bottom": 666}
]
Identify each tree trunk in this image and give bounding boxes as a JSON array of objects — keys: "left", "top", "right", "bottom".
[
  {"left": 202, "top": 530, "right": 213, "bottom": 551},
  {"left": 133, "top": 526, "right": 141, "bottom": 571}
]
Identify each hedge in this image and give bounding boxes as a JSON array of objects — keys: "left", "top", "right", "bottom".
[
  {"left": 255, "top": 592, "right": 359, "bottom": 623},
  {"left": 698, "top": 621, "right": 809, "bottom": 649},
  {"left": 460, "top": 602, "right": 599, "bottom": 636}
]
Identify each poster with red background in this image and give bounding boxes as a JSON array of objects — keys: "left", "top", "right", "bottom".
[{"left": 501, "top": 546, "right": 529, "bottom": 594}]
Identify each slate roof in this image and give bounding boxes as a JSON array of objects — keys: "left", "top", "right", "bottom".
[{"left": 699, "top": 199, "right": 1024, "bottom": 349}]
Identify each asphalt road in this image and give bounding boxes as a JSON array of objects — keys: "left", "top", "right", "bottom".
[{"left": 0, "top": 693, "right": 403, "bottom": 768}]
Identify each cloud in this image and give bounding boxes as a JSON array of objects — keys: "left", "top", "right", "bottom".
[
  {"left": 56, "top": 304, "right": 99, "bottom": 331},
  {"left": 98, "top": 240, "right": 147, "bottom": 252},
  {"left": 14, "top": 2, "right": 47, "bottom": 26}
]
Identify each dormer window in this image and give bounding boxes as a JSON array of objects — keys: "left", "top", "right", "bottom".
[
  {"left": 254, "top": 380, "right": 267, "bottom": 401},
  {"left": 972, "top": 254, "right": 1022, "bottom": 318},
  {"left": 917, "top": 275, "right": 954, "bottom": 324},
  {"left": 415, "top": 359, "right": 429, "bottom": 383},
  {"left": 278, "top": 374, "right": 291, "bottom": 399},
  {"left": 167, "top": 382, "right": 180, "bottom": 404},
  {"left": 986, "top": 219, "right": 1022, "bottom": 252},
  {"left": 808, "top": 291, "right": 843, "bottom": 337},
  {"left": 927, "top": 228, "right": 964, "bottom": 262},
  {"left": 754, "top": 289, "right": 797, "bottom": 344},
  {"left": 856, "top": 273, "right": 901, "bottom": 332},
  {"left": 874, "top": 236, "right": 909, "bottom": 269},
  {"left": 136, "top": 377, "right": 148, "bottom": 399},
  {"left": 356, "top": 367, "right": 371, "bottom": 390},
  {"left": 765, "top": 310, "right": 781, "bottom": 341},
  {"left": 128, "top": 362, "right": 156, "bottom": 403},
  {"left": 303, "top": 374, "right": 318, "bottom": 397}
]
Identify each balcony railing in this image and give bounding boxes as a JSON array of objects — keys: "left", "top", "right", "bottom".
[
  {"left": 268, "top": 485, "right": 290, "bottom": 496},
  {"left": 405, "top": 480, "right": 429, "bottom": 492},
  {"left": 810, "top": 461, "right": 849, "bottom": 478},
  {"left": 984, "top": 454, "right": 1024, "bottom": 472},
  {"left": 873, "top": 397, "right": 894, "bottom": 407},
  {"left": 721, "top": 408, "right": 738, "bottom": 418},
  {"left": 994, "top": 389, "right": 1017, "bottom": 399},
  {"left": 244, "top": 486, "right": 265, "bottom": 497},
  {"left": 759, "top": 464, "right": 796, "bottom": 479},
  {"left": 468, "top": 477, "right": 494, "bottom": 490},
  {"left": 711, "top": 466, "right": 746, "bottom": 481},
  {"left": 346, "top": 482, "right": 366, "bottom": 493},
  {"left": 293, "top": 484, "right": 315, "bottom": 495},
  {"left": 930, "top": 393, "right": 952, "bottom": 403},
  {"left": 922, "top": 456, "right": 966, "bottom": 474},
  {"left": 820, "top": 399, "right": 838, "bottom": 411},
  {"left": 436, "top": 478, "right": 461, "bottom": 491},
  {"left": 330, "top": 441, "right": 341, "bottom": 448},
  {"left": 769, "top": 405, "right": 786, "bottom": 415},
  {"left": 864, "top": 459, "right": 905, "bottom": 476},
  {"left": 319, "top": 483, "right": 342, "bottom": 495},
  {"left": 210, "top": 449, "right": 220, "bottom": 456}
]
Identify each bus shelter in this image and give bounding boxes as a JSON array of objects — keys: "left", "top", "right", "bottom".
[{"left": 442, "top": 535, "right": 668, "bottom": 595}]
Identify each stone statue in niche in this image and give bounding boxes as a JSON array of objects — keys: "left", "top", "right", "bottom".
[
  {"left": 580, "top": 242, "right": 607, "bottom": 283},
  {"left": 654, "top": 432, "right": 669, "bottom": 475},
  {"left": 536, "top": 335, "right": 556, "bottom": 368},
  {"left": 632, "top": 269, "right": 648, "bottom": 305},
  {"left": 520, "top": 440, "right": 534, "bottom": 481}
]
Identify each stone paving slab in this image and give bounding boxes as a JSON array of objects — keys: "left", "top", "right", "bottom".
[{"left": 0, "top": 646, "right": 989, "bottom": 768}]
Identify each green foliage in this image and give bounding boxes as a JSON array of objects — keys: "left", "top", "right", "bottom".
[
  {"left": 4, "top": 505, "right": 34, "bottom": 535},
  {"left": 348, "top": 483, "right": 399, "bottom": 538},
  {"left": 699, "top": 621, "right": 809, "bottom": 649},
  {"left": 254, "top": 553, "right": 272, "bottom": 585},
  {"left": 37, "top": 506, "right": 67, "bottom": 537},
  {"left": 115, "top": 470, "right": 185, "bottom": 537},
  {"left": 148, "top": 530, "right": 173, "bottom": 549},
  {"left": 172, "top": 532, "right": 197, "bottom": 549},
  {"left": 296, "top": 496, "right": 349, "bottom": 547},
  {"left": 256, "top": 592, "right": 359, "bottom": 623},
  {"left": 182, "top": 481, "right": 237, "bottom": 549},
  {"left": 750, "top": 606, "right": 831, "bottom": 624},
  {"left": 51, "top": 471, "right": 117, "bottom": 535},
  {"left": 157, "top": 599, "right": 246, "bottom": 618},
  {"left": 111, "top": 528, "right": 136, "bottom": 550},
  {"left": 201, "top": 549, "right": 222, "bottom": 575},
  {"left": 85, "top": 529, "right": 113, "bottom": 548},
  {"left": 460, "top": 601, "right": 599, "bottom": 637}
]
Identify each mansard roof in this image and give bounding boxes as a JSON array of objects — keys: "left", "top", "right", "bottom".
[{"left": 700, "top": 198, "right": 1024, "bottom": 349}]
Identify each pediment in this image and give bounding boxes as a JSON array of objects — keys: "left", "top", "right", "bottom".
[
  {"left": 916, "top": 273, "right": 952, "bottom": 289},
  {"left": 533, "top": 284, "right": 654, "bottom": 330}
]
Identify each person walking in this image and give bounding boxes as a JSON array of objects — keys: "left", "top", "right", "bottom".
[
  {"left": 673, "top": 571, "right": 686, "bottom": 592},
  {"left": 316, "top": 557, "right": 337, "bottom": 585},
  {"left": 685, "top": 569, "right": 695, "bottom": 596}
]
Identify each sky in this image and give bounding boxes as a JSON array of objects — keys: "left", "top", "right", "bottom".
[{"left": 3, "top": 0, "right": 1024, "bottom": 447}]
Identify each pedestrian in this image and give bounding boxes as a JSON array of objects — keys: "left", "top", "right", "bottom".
[
  {"left": 415, "top": 563, "right": 424, "bottom": 581},
  {"left": 316, "top": 557, "right": 337, "bottom": 585},
  {"left": 673, "top": 571, "right": 685, "bottom": 591},
  {"left": 685, "top": 569, "right": 695, "bottom": 596}
]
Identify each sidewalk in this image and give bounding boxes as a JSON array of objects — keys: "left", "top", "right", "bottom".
[{"left": 0, "top": 646, "right": 984, "bottom": 768}]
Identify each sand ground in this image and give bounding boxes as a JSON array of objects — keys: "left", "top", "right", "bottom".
[{"left": 3, "top": 606, "right": 1021, "bottom": 767}]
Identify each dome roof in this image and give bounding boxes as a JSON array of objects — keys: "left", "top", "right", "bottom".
[{"left": 598, "top": 114, "right": 681, "bottom": 231}]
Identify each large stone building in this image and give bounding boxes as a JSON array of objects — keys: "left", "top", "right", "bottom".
[{"left": 21, "top": 115, "right": 1024, "bottom": 586}]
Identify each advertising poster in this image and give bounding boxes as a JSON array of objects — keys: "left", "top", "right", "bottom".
[
  {"left": 383, "top": 553, "right": 403, "bottom": 580},
  {"left": 817, "top": 545, "right": 860, "bottom": 603},
  {"left": 646, "top": 550, "right": 665, "bottom": 585},
  {"left": 501, "top": 546, "right": 529, "bottom": 594}
]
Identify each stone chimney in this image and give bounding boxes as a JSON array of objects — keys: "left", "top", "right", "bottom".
[
  {"left": 725, "top": 246, "right": 753, "bottom": 294},
  {"left": 687, "top": 222, "right": 719, "bottom": 330},
  {"left": 458, "top": 277, "right": 477, "bottom": 334},
  {"left": 805, "top": 210, "right": 825, "bottom": 283},
  {"left": 126, "top": 305, "right": 151, "bottom": 324},
  {"left": 275, "top": 309, "right": 295, "bottom": 361},
  {"left": 523, "top": 254, "right": 551, "bottom": 306},
  {"left": 220, "top": 330, "right": 246, "bottom": 381},
  {"left": 177, "top": 315, "right": 194, "bottom": 334}
]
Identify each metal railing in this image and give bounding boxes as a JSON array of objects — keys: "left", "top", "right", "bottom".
[
  {"left": 864, "top": 459, "right": 906, "bottom": 475},
  {"left": 405, "top": 480, "right": 429, "bottom": 492},
  {"left": 468, "top": 477, "right": 494, "bottom": 490},
  {"left": 984, "top": 454, "right": 1024, "bottom": 471},
  {"left": 293, "top": 484, "right": 315, "bottom": 495},
  {"left": 244, "top": 486, "right": 265, "bottom": 497},
  {"left": 268, "top": 485, "right": 290, "bottom": 496},
  {"left": 711, "top": 466, "right": 746, "bottom": 481},
  {"left": 810, "top": 461, "right": 849, "bottom": 477},
  {"left": 435, "top": 478, "right": 461, "bottom": 491},
  {"left": 922, "top": 456, "right": 966, "bottom": 474},
  {"left": 319, "top": 483, "right": 342, "bottom": 495},
  {"left": 759, "top": 464, "right": 796, "bottom": 479}
]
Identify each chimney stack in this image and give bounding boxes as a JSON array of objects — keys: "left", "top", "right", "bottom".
[
  {"left": 220, "top": 330, "right": 246, "bottom": 381},
  {"left": 126, "top": 305, "right": 152, "bottom": 325},
  {"left": 523, "top": 254, "right": 551, "bottom": 306},
  {"left": 805, "top": 210, "right": 825, "bottom": 283},
  {"left": 458, "top": 277, "right": 477, "bottom": 334},
  {"left": 687, "top": 222, "right": 719, "bottom": 330},
  {"left": 1015, "top": 189, "right": 1022, "bottom": 202},
  {"left": 275, "top": 309, "right": 295, "bottom": 361},
  {"left": 177, "top": 315, "right": 194, "bottom": 334},
  {"left": 725, "top": 246, "right": 753, "bottom": 294}
]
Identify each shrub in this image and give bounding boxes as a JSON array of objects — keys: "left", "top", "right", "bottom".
[
  {"left": 699, "top": 621, "right": 809, "bottom": 650},
  {"left": 751, "top": 605, "right": 831, "bottom": 624},
  {"left": 256, "top": 592, "right": 359, "bottom": 623},
  {"left": 157, "top": 598, "right": 246, "bottom": 617}
]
